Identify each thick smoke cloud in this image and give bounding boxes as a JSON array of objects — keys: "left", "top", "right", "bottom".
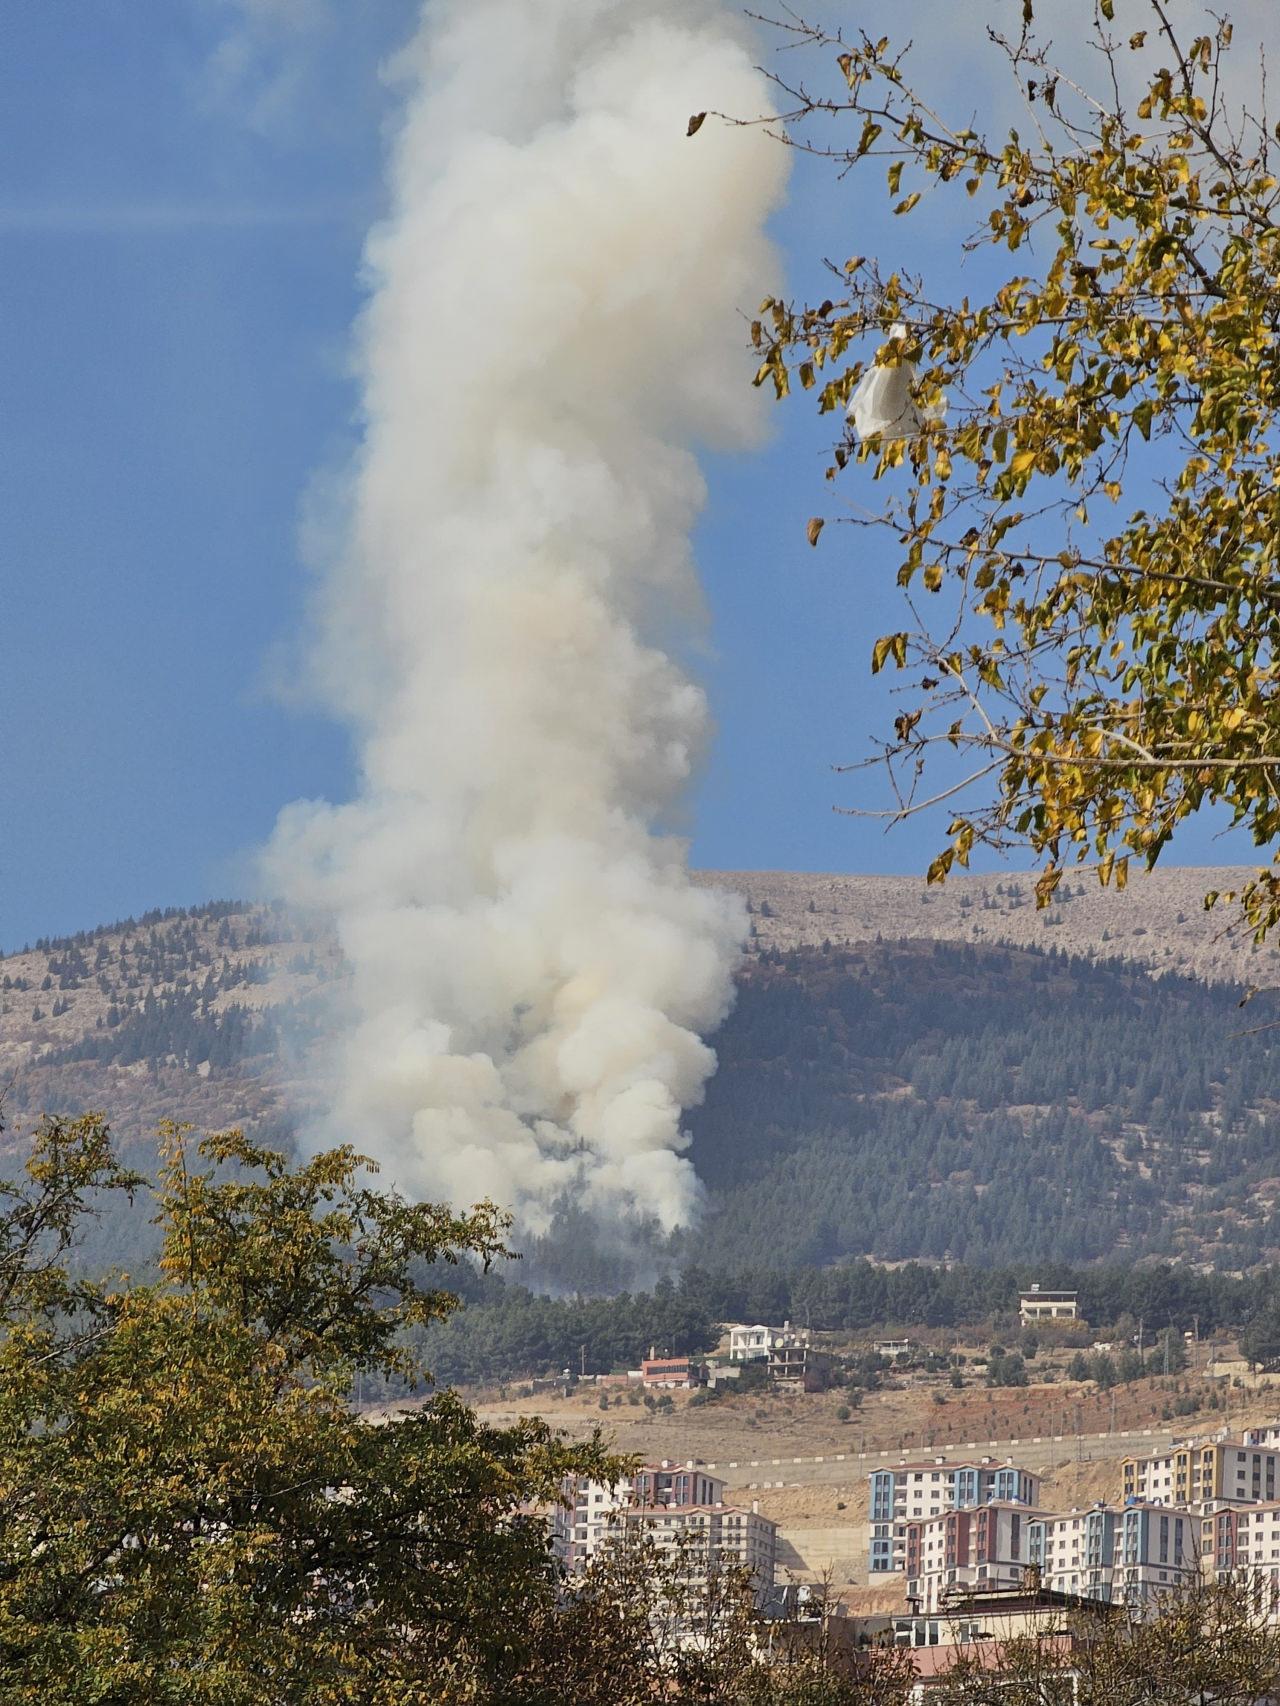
[{"left": 266, "top": 0, "right": 788, "bottom": 1232}]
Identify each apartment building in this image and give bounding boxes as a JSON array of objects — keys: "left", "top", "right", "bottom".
[
  {"left": 614, "top": 1501, "right": 779, "bottom": 1601},
  {"left": 552, "top": 1461, "right": 727, "bottom": 1574},
  {"left": 869, "top": 1458, "right": 1042, "bottom": 1574},
  {"left": 1028, "top": 1503, "right": 1197, "bottom": 1605},
  {"left": 903, "top": 1503, "right": 1032, "bottom": 1614},
  {"left": 1122, "top": 1436, "right": 1280, "bottom": 1506},
  {"left": 1203, "top": 1498, "right": 1280, "bottom": 1600}
]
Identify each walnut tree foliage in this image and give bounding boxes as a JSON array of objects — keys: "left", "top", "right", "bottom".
[{"left": 746, "top": 1, "right": 1280, "bottom": 933}]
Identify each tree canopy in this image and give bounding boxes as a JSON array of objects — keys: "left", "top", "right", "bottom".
[
  {"left": 748, "top": 2, "right": 1280, "bottom": 932},
  {"left": 0, "top": 1113, "right": 617, "bottom": 1703},
  {"left": 0, "top": 1112, "right": 921, "bottom": 1703}
]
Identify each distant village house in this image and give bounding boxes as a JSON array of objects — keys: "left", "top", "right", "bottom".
[
  {"left": 1018, "top": 1285, "right": 1079, "bottom": 1323},
  {"left": 639, "top": 1353, "right": 706, "bottom": 1389}
]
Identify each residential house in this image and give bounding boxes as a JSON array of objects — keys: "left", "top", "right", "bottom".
[
  {"left": 640, "top": 1354, "right": 706, "bottom": 1389},
  {"left": 1018, "top": 1286, "right": 1079, "bottom": 1323},
  {"left": 727, "top": 1323, "right": 774, "bottom": 1363}
]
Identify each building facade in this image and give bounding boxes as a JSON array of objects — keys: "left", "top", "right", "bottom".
[
  {"left": 727, "top": 1324, "right": 773, "bottom": 1363},
  {"left": 869, "top": 1458, "right": 1041, "bottom": 1574},
  {"left": 1018, "top": 1286, "right": 1079, "bottom": 1322},
  {"left": 552, "top": 1462, "right": 727, "bottom": 1574},
  {"left": 640, "top": 1355, "right": 706, "bottom": 1389},
  {"left": 615, "top": 1502, "right": 778, "bottom": 1601},
  {"left": 1028, "top": 1503, "right": 1197, "bottom": 1604},
  {"left": 634, "top": 1463, "right": 726, "bottom": 1508},
  {"left": 1122, "top": 1437, "right": 1280, "bottom": 1507},
  {"left": 904, "top": 1503, "right": 1032, "bottom": 1614},
  {"left": 1203, "top": 1497, "right": 1280, "bottom": 1610},
  {"left": 769, "top": 1327, "right": 827, "bottom": 1392}
]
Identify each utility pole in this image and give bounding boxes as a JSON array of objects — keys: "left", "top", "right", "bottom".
[{"left": 580, "top": 1343, "right": 587, "bottom": 1379}]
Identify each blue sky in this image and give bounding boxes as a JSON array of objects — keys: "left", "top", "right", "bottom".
[{"left": 1, "top": 0, "right": 1253, "bottom": 948}]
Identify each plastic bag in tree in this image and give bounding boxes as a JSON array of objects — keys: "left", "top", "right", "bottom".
[{"left": 847, "top": 322, "right": 945, "bottom": 441}]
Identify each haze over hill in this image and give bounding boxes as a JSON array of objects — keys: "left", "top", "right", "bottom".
[{"left": 2, "top": 867, "right": 1278, "bottom": 1278}]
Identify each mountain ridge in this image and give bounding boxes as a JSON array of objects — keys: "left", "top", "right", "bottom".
[{"left": 4, "top": 868, "right": 1279, "bottom": 1277}]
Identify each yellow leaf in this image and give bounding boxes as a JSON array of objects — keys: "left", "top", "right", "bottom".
[
  {"left": 872, "top": 633, "right": 910, "bottom": 673},
  {"left": 806, "top": 517, "right": 825, "bottom": 547}
]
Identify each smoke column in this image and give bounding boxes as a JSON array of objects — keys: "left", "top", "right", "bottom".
[{"left": 267, "top": 0, "right": 789, "bottom": 1234}]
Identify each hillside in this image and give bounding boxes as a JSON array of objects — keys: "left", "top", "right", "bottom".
[
  {"left": 707, "top": 864, "right": 1280, "bottom": 987},
  {"left": 688, "top": 938, "right": 1280, "bottom": 1274},
  {"left": 3, "top": 869, "right": 1280, "bottom": 1276}
]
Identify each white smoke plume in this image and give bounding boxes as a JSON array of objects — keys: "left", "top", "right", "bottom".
[{"left": 266, "top": 0, "right": 789, "bottom": 1234}]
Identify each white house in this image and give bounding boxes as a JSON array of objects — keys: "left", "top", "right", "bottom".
[{"left": 1018, "top": 1286, "right": 1079, "bottom": 1322}]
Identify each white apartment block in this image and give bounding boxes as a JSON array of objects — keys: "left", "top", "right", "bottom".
[
  {"left": 904, "top": 1503, "right": 1031, "bottom": 1614},
  {"left": 870, "top": 1457, "right": 1042, "bottom": 1574},
  {"left": 1123, "top": 1437, "right": 1280, "bottom": 1507},
  {"left": 552, "top": 1461, "right": 727, "bottom": 1575},
  {"left": 615, "top": 1501, "right": 778, "bottom": 1600},
  {"left": 552, "top": 1474, "right": 632, "bottom": 1574},
  {"left": 1028, "top": 1504, "right": 1197, "bottom": 1605}
]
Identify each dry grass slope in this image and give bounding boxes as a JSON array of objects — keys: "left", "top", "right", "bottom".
[{"left": 699, "top": 866, "right": 1277, "bottom": 987}]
